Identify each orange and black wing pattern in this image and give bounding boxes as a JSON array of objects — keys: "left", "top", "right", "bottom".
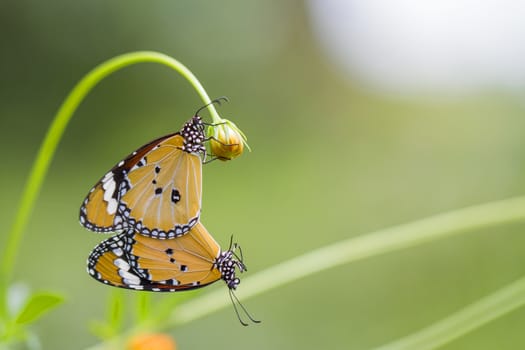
[
  {"left": 80, "top": 116, "right": 205, "bottom": 238},
  {"left": 87, "top": 222, "right": 233, "bottom": 292}
]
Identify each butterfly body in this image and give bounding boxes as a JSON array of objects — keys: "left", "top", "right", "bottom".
[{"left": 80, "top": 116, "right": 205, "bottom": 238}]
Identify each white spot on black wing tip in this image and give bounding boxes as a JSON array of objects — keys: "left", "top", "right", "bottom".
[
  {"left": 113, "top": 258, "right": 130, "bottom": 270},
  {"left": 106, "top": 198, "right": 118, "bottom": 215},
  {"left": 189, "top": 216, "right": 198, "bottom": 227},
  {"left": 114, "top": 215, "right": 123, "bottom": 225},
  {"left": 112, "top": 248, "right": 124, "bottom": 257}
]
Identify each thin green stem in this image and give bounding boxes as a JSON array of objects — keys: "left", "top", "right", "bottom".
[
  {"left": 0, "top": 51, "right": 220, "bottom": 318},
  {"left": 374, "top": 275, "right": 525, "bottom": 350},
  {"left": 107, "top": 289, "right": 124, "bottom": 336},
  {"left": 135, "top": 293, "right": 151, "bottom": 324}
]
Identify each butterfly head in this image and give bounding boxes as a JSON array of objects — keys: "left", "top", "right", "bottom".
[
  {"left": 180, "top": 116, "right": 206, "bottom": 155},
  {"left": 216, "top": 247, "right": 246, "bottom": 290}
]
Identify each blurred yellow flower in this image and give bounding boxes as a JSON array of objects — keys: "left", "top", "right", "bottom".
[{"left": 127, "top": 333, "right": 177, "bottom": 350}]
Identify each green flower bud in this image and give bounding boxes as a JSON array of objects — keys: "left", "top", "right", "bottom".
[{"left": 208, "top": 120, "right": 249, "bottom": 161}]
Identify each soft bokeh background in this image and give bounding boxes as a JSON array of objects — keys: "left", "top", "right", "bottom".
[{"left": 2, "top": 1, "right": 525, "bottom": 349}]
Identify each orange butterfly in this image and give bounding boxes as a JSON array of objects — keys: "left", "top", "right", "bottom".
[
  {"left": 87, "top": 222, "right": 259, "bottom": 325},
  {"left": 79, "top": 116, "right": 205, "bottom": 239}
]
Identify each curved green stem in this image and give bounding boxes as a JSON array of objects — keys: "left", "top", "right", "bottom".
[{"left": 0, "top": 51, "right": 220, "bottom": 318}]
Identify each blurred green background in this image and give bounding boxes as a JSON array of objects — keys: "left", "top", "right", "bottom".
[{"left": 2, "top": 1, "right": 525, "bottom": 349}]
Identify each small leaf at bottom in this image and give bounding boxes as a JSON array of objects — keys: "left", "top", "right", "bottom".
[{"left": 15, "top": 292, "right": 64, "bottom": 324}]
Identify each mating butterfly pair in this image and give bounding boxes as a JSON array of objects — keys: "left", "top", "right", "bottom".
[{"left": 80, "top": 107, "right": 258, "bottom": 325}]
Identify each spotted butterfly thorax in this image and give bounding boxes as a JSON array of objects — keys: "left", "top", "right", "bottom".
[
  {"left": 79, "top": 116, "right": 206, "bottom": 239},
  {"left": 87, "top": 222, "right": 244, "bottom": 292}
]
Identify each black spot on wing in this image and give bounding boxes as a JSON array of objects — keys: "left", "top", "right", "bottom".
[{"left": 171, "top": 189, "right": 181, "bottom": 203}]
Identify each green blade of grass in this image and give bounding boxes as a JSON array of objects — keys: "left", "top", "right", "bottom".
[
  {"left": 171, "top": 196, "right": 525, "bottom": 326},
  {"left": 374, "top": 275, "right": 525, "bottom": 350}
]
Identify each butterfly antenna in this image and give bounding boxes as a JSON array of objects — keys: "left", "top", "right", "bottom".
[
  {"left": 229, "top": 289, "right": 249, "bottom": 326},
  {"left": 230, "top": 289, "right": 261, "bottom": 325},
  {"left": 203, "top": 156, "right": 219, "bottom": 164},
  {"left": 195, "top": 96, "right": 229, "bottom": 116},
  {"left": 232, "top": 245, "right": 244, "bottom": 265},
  {"left": 237, "top": 244, "right": 244, "bottom": 263},
  {"left": 228, "top": 234, "right": 235, "bottom": 251}
]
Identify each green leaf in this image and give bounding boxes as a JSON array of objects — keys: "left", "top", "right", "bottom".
[{"left": 15, "top": 292, "right": 64, "bottom": 325}]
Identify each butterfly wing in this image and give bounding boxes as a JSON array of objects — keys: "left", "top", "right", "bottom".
[
  {"left": 80, "top": 132, "right": 202, "bottom": 238},
  {"left": 87, "top": 223, "right": 222, "bottom": 291},
  {"left": 129, "top": 223, "right": 222, "bottom": 287},
  {"left": 119, "top": 134, "right": 202, "bottom": 238}
]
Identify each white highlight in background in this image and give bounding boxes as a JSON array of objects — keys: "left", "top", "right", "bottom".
[{"left": 307, "top": 0, "right": 525, "bottom": 95}]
